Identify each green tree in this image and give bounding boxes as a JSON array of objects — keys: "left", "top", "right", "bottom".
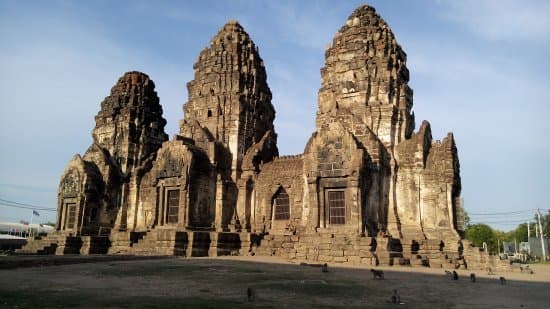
[
  {"left": 464, "top": 211, "right": 471, "bottom": 227},
  {"left": 465, "top": 223, "right": 497, "bottom": 253},
  {"left": 514, "top": 223, "right": 529, "bottom": 242}
]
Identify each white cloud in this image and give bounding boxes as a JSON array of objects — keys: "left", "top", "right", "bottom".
[
  {"left": 264, "top": 1, "right": 343, "bottom": 50},
  {"left": 439, "top": 0, "right": 550, "bottom": 42},
  {"left": 404, "top": 37, "right": 548, "bottom": 142},
  {"left": 0, "top": 7, "right": 188, "bottom": 223}
]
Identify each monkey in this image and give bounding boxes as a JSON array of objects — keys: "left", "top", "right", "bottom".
[
  {"left": 470, "top": 273, "right": 476, "bottom": 282},
  {"left": 391, "top": 289, "right": 400, "bottom": 304},
  {"left": 386, "top": 289, "right": 403, "bottom": 305},
  {"left": 452, "top": 270, "right": 458, "bottom": 280},
  {"left": 520, "top": 265, "right": 534, "bottom": 274},
  {"left": 445, "top": 270, "right": 452, "bottom": 277},
  {"left": 371, "top": 269, "right": 384, "bottom": 279},
  {"left": 247, "top": 287, "right": 255, "bottom": 302},
  {"left": 500, "top": 277, "right": 506, "bottom": 285},
  {"left": 321, "top": 263, "right": 329, "bottom": 273}
]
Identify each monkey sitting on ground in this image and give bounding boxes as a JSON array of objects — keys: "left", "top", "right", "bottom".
[
  {"left": 452, "top": 270, "right": 459, "bottom": 280},
  {"left": 470, "top": 273, "right": 476, "bottom": 282},
  {"left": 500, "top": 277, "right": 506, "bottom": 285},
  {"left": 445, "top": 270, "right": 452, "bottom": 277},
  {"left": 321, "top": 263, "right": 329, "bottom": 273},
  {"left": 371, "top": 269, "right": 384, "bottom": 279},
  {"left": 386, "top": 289, "right": 405, "bottom": 305},
  {"left": 391, "top": 289, "right": 400, "bottom": 304},
  {"left": 247, "top": 287, "right": 255, "bottom": 302}
]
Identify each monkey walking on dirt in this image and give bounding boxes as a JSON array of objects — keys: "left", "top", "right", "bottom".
[{"left": 371, "top": 269, "right": 384, "bottom": 279}]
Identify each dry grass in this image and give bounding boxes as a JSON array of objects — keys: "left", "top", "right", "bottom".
[{"left": 0, "top": 256, "right": 549, "bottom": 308}]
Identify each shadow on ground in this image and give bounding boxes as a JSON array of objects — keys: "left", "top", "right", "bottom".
[{"left": 0, "top": 257, "right": 548, "bottom": 308}]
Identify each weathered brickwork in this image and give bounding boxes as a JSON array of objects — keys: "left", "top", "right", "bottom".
[{"left": 19, "top": 5, "right": 506, "bottom": 271}]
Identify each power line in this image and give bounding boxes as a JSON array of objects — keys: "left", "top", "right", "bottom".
[
  {"left": 470, "top": 219, "right": 533, "bottom": 224},
  {"left": 0, "top": 202, "right": 56, "bottom": 212},
  {"left": 469, "top": 209, "right": 539, "bottom": 216},
  {"left": 0, "top": 197, "right": 53, "bottom": 209},
  {"left": 473, "top": 222, "right": 530, "bottom": 226}
]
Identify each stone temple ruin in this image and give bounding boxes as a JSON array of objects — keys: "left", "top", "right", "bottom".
[{"left": 20, "top": 5, "right": 508, "bottom": 271}]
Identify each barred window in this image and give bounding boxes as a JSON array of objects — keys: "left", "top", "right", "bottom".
[
  {"left": 167, "top": 189, "right": 180, "bottom": 224},
  {"left": 328, "top": 190, "right": 345, "bottom": 225},
  {"left": 66, "top": 203, "right": 76, "bottom": 229},
  {"left": 273, "top": 187, "right": 290, "bottom": 220}
]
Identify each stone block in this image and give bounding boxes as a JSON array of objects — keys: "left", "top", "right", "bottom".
[{"left": 333, "top": 256, "right": 348, "bottom": 263}]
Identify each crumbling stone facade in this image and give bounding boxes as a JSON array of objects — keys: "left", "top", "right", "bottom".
[{"left": 19, "top": 5, "right": 507, "bottom": 271}]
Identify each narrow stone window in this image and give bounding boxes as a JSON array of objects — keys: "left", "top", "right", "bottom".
[
  {"left": 327, "top": 190, "right": 345, "bottom": 224},
  {"left": 207, "top": 109, "right": 213, "bottom": 117},
  {"left": 273, "top": 187, "right": 290, "bottom": 220},
  {"left": 166, "top": 189, "right": 180, "bottom": 224},
  {"left": 66, "top": 203, "right": 76, "bottom": 229}
]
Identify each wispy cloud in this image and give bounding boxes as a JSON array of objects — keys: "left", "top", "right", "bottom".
[
  {"left": 0, "top": 4, "right": 190, "bottom": 223},
  {"left": 438, "top": 0, "right": 550, "bottom": 42},
  {"left": 264, "top": 1, "right": 344, "bottom": 50},
  {"left": 406, "top": 38, "right": 548, "bottom": 151}
]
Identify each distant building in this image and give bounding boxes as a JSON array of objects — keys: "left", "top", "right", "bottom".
[
  {"left": 0, "top": 234, "right": 27, "bottom": 251},
  {"left": 519, "top": 242, "right": 530, "bottom": 253},
  {"left": 528, "top": 237, "right": 550, "bottom": 259},
  {"left": 0, "top": 222, "right": 54, "bottom": 236},
  {"left": 502, "top": 241, "right": 516, "bottom": 254}
]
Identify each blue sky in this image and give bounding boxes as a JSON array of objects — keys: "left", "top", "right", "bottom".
[{"left": 0, "top": 0, "right": 548, "bottom": 231}]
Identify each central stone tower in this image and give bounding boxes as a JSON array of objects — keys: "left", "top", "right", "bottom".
[
  {"left": 181, "top": 21, "right": 277, "bottom": 182},
  {"left": 318, "top": 5, "right": 414, "bottom": 149}
]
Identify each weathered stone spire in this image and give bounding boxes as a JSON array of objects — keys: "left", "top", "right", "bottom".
[
  {"left": 318, "top": 4, "right": 414, "bottom": 147},
  {"left": 92, "top": 71, "right": 168, "bottom": 174},
  {"left": 181, "top": 20, "right": 277, "bottom": 180}
]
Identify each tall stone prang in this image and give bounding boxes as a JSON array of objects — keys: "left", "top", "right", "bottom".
[
  {"left": 91, "top": 71, "right": 168, "bottom": 174},
  {"left": 53, "top": 71, "right": 168, "bottom": 244},
  {"left": 181, "top": 21, "right": 277, "bottom": 182},
  {"left": 21, "top": 4, "right": 506, "bottom": 272},
  {"left": 310, "top": 5, "right": 463, "bottom": 242},
  {"left": 318, "top": 5, "right": 414, "bottom": 148}
]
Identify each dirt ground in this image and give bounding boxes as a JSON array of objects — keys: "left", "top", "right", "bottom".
[{"left": 0, "top": 255, "right": 549, "bottom": 308}]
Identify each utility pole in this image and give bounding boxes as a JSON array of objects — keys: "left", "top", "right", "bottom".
[
  {"left": 527, "top": 221, "right": 531, "bottom": 255},
  {"left": 537, "top": 209, "right": 547, "bottom": 261}
]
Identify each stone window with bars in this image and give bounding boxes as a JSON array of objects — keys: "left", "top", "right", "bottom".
[
  {"left": 166, "top": 189, "right": 180, "bottom": 224},
  {"left": 327, "top": 190, "right": 345, "bottom": 225},
  {"left": 273, "top": 187, "right": 290, "bottom": 220},
  {"left": 66, "top": 203, "right": 76, "bottom": 229}
]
